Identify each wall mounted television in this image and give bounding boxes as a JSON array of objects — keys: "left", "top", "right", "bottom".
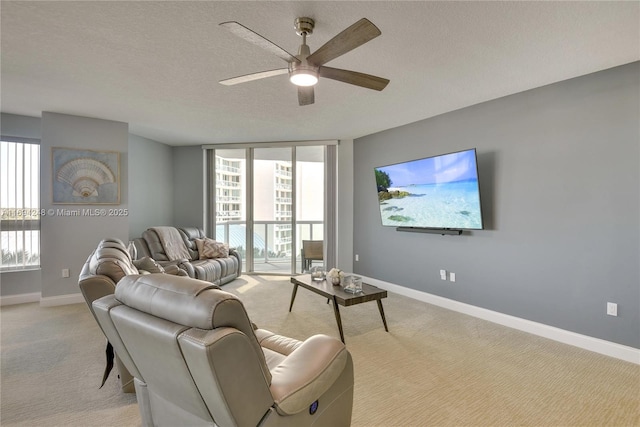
[{"left": 374, "top": 148, "right": 484, "bottom": 231}]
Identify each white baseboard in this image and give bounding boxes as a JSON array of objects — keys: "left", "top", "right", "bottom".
[
  {"left": 363, "top": 276, "right": 640, "bottom": 365},
  {"left": 0, "top": 292, "right": 84, "bottom": 307},
  {"left": 0, "top": 292, "right": 41, "bottom": 306},
  {"left": 3, "top": 279, "right": 638, "bottom": 364},
  {"left": 40, "top": 293, "right": 84, "bottom": 307}
]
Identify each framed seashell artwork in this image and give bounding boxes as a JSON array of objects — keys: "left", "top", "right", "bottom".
[{"left": 52, "top": 147, "right": 120, "bottom": 204}]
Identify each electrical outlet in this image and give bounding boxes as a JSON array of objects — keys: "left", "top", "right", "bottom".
[
  {"left": 607, "top": 302, "right": 618, "bottom": 316},
  {"left": 62, "top": 268, "right": 70, "bottom": 278},
  {"left": 450, "top": 272, "right": 456, "bottom": 282},
  {"left": 440, "top": 269, "right": 447, "bottom": 280},
  {"left": 355, "top": 254, "right": 359, "bottom": 262}
]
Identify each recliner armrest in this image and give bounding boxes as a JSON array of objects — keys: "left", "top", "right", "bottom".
[
  {"left": 163, "top": 264, "right": 189, "bottom": 276},
  {"left": 158, "top": 258, "right": 193, "bottom": 277},
  {"left": 269, "top": 334, "right": 348, "bottom": 415},
  {"left": 255, "top": 328, "right": 302, "bottom": 356},
  {"left": 133, "top": 257, "right": 165, "bottom": 274},
  {"left": 158, "top": 258, "right": 189, "bottom": 266}
]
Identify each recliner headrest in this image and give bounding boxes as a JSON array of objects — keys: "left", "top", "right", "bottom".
[
  {"left": 84, "top": 239, "right": 139, "bottom": 283},
  {"left": 114, "top": 274, "right": 243, "bottom": 330},
  {"left": 178, "top": 227, "right": 205, "bottom": 241},
  {"left": 177, "top": 227, "right": 204, "bottom": 257}
]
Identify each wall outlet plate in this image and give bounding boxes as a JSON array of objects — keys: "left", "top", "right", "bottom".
[{"left": 607, "top": 302, "right": 618, "bottom": 316}]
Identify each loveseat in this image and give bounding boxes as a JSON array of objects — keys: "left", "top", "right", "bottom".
[
  {"left": 92, "top": 273, "right": 354, "bottom": 426},
  {"left": 133, "top": 226, "right": 242, "bottom": 286}
]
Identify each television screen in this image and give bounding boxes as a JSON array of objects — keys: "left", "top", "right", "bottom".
[{"left": 374, "top": 148, "right": 483, "bottom": 230}]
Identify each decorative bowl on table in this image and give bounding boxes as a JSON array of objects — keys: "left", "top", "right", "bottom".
[
  {"left": 342, "top": 275, "right": 363, "bottom": 294},
  {"left": 310, "top": 266, "right": 325, "bottom": 281}
]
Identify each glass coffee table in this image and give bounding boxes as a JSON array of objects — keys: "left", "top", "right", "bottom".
[{"left": 289, "top": 274, "right": 389, "bottom": 343}]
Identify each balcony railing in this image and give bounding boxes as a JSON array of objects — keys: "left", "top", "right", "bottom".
[
  {"left": 216, "top": 164, "right": 241, "bottom": 174},
  {"left": 214, "top": 220, "right": 323, "bottom": 274},
  {"left": 275, "top": 169, "right": 292, "bottom": 177},
  {"left": 216, "top": 210, "right": 242, "bottom": 218},
  {"left": 216, "top": 196, "right": 242, "bottom": 203}
]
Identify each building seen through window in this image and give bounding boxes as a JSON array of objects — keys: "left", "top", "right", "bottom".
[{"left": 213, "top": 146, "right": 324, "bottom": 274}]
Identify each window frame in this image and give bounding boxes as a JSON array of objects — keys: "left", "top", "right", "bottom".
[
  {"left": 203, "top": 140, "right": 338, "bottom": 274},
  {"left": 1, "top": 137, "right": 41, "bottom": 271}
]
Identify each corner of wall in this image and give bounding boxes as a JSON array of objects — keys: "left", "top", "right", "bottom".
[{"left": 337, "top": 139, "right": 354, "bottom": 272}]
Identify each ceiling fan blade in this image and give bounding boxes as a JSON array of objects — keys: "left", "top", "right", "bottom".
[
  {"left": 319, "top": 66, "right": 389, "bottom": 91},
  {"left": 298, "top": 86, "right": 315, "bottom": 106},
  {"left": 219, "top": 68, "right": 289, "bottom": 86},
  {"left": 307, "top": 18, "right": 381, "bottom": 66},
  {"left": 220, "top": 21, "right": 300, "bottom": 64}
]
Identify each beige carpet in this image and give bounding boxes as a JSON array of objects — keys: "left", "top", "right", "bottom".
[{"left": 1, "top": 275, "right": 638, "bottom": 426}]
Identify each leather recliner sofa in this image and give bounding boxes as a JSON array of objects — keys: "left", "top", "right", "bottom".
[
  {"left": 78, "top": 237, "right": 186, "bottom": 393},
  {"left": 134, "top": 226, "right": 242, "bottom": 286},
  {"left": 92, "top": 273, "right": 355, "bottom": 426}
]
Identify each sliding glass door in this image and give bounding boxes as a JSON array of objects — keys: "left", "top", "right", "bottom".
[
  {"left": 253, "top": 147, "right": 293, "bottom": 273},
  {"left": 208, "top": 144, "right": 328, "bottom": 275}
]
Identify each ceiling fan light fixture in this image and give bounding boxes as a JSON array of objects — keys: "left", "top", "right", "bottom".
[
  {"left": 290, "top": 69, "right": 318, "bottom": 86},
  {"left": 219, "top": 17, "right": 389, "bottom": 105}
]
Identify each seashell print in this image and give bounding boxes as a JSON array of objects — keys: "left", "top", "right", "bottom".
[{"left": 56, "top": 158, "right": 116, "bottom": 198}]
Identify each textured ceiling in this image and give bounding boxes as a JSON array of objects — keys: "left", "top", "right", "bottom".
[{"left": 1, "top": 1, "right": 638, "bottom": 146}]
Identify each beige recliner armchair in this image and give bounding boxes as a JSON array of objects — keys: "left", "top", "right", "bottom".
[
  {"left": 92, "top": 273, "right": 354, "bottom": 426},
  {"left": 79, "top": 238, "right": 187, "bottom": 393}
]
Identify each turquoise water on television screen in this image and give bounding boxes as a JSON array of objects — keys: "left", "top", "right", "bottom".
[{"left": 378, "top": 179, "right": 483, "bottom": 229}]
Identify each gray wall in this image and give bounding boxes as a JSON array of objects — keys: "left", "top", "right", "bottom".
[
  {"left": 1, "top": 113, "right": 41, "bottom": 139},
  {"left": 128, "top": 134, "right": 175, "bottom": 238},
  {"left": 337, "top": 139, "right": 354, "bottom": 273},
  {"left": 353, "top": 62, "right": 639, "bottom": 348},
  {"left": 0, "top": 112, "right": 199, "bottom": 299},
  {"left": 173, "top": 146, "right": 204, "bottom": 229},
  {"left": 40, "top": 112, "right": 129, "bottom": 298}
]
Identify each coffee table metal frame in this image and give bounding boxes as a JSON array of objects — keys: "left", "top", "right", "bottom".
[{"left": 289, "top": 274, "right": 389, "bottom": 343}]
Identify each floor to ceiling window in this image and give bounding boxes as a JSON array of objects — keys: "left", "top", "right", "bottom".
[
  {"left": 211, "top": 148, "right": 247, "bottom": 271},
  {"left": 205, "top": 142, "right": 334, "bottom": 275},
  {"left": 295, "top": 145, "right": 324, "bottom": 271},
  {"left": 253, "top": 147, "right": 293, "bottom": 273}
]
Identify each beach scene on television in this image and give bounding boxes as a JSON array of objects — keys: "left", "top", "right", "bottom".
[{"left": 375, "top": 149, "right": 483, "bottom": 229}]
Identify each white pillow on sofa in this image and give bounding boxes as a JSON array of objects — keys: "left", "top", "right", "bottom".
[{"left": 195, "top": 238, "right": 229, "bottom": 259}]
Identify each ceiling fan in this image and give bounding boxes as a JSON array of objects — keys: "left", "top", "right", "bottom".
[{"left": 219, "top": 17, "right": 390, "bottom": 106}]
